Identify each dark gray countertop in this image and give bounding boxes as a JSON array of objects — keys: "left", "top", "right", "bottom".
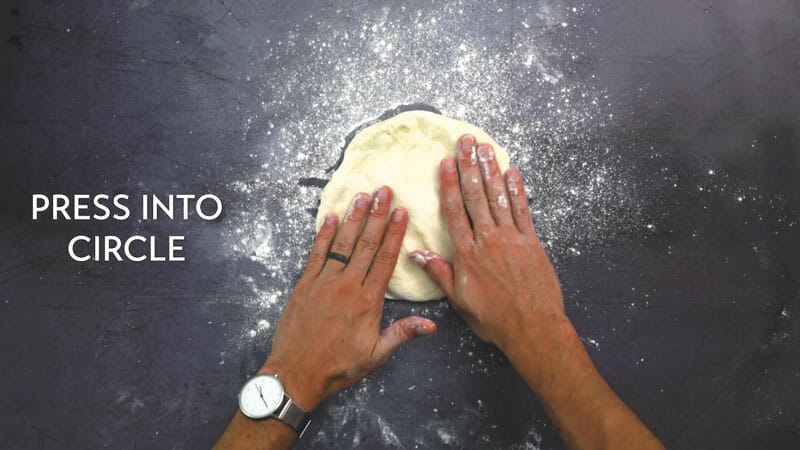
[{"left": 2, "top": 0, "right": 799, "bottom": 448}]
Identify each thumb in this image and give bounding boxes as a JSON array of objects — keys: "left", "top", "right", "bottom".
[
  {"left": 409, "top": 250, "right": 454, "bottom": 299},
  {"left": 373, "top": 316, "right": 436, "bottom": 365}
]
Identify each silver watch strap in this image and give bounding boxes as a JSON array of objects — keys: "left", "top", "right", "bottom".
[{"left": 273, "top": 395, "right": 311, "bottom": 437}]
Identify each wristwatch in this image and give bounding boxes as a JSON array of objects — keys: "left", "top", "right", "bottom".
[{"left": 238, "top": 373, "right": 311, "bottom": 437}]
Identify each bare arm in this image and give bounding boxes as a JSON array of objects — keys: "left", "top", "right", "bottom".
[
  {"left": 216, "top": 413, "right": 297, "bottom": 449},
  {"left": 411, "top": 134, "right": 663, "bottom": 450},
  {"left": 505, "top": 317, "right": 661, "bottom": 449},
  {"left": 216, "top": 187, "right": 435, "bottom": 449}
]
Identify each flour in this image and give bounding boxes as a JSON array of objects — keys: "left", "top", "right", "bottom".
[
  {"left": 478, "top": 145, "right": 494, "bottom": 177},
  {"left": 411, "top": 250, "right": 437, "bottom": 267},
  {"left": 311, "top": 382, "right": 405, "bottom": 448},
  {"left": 225, "top": 1, "right": 642, "bottom": 290},
  {"left": 371, "top": 196, "right": 381, "bottom": 214},
  {"left": 220, "top": 0, "right": 645, "bottom": 446},
  {"left": 497, "top": 194, "right": 508, "bottom": 209}
]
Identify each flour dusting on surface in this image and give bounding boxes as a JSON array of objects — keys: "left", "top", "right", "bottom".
[
  {"left": 225, "top": 0, "right": 641, "bottom": 309},
  {"left": 220, "top": 3, "right": 632, "bottom": 445},
  {"left": 209, "top": 0, "right": 755, "bottom": 447}
]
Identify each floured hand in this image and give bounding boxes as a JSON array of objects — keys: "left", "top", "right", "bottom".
[
  {"left": 410, "top": 134, "right": 567, "bottom": 353},
  {"left": 263, "top": 186, "right": 436, "bottom": 411}
]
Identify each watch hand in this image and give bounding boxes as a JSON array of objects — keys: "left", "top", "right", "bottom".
[{"left": 256, "top": 385, "right": 270, "bottom": 409}]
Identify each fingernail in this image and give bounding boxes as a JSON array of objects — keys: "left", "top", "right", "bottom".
[
  {"left": 371, "top": 196, "right": 380, "bottom": 213},
  {"left": 392, "top": 208, "right": 406, "bottom": 222},
  {"left": 459, "top": 134, "right": 476, "bottom": 149},
  {"left": 441, "top": 158, "right": 456, "bottom": 173},
  {"left": 353, "top": 192, "right": 370, "bottom": 209},
  {"left": 506, "top": 168, "right": 521, "bottom": 195},
  {"left": 410, "top": 250, "right": 436, "bottom": 266},
  {"left": 324, "top": 213, "right": 337, "bottom": 225},
  {"left": 459, "top": 135, "right": 477, "bottom": 164},
  {"left": 376, "top": 185, "right": 391, "bottom": 203},
  {"left": 410, "top": 252, "right": 427, "bottom": 266},
  {"left": 478, "top": 144, "right": 494, "bottom": 162},
  {"left": 411, "top": 319, "right": 435, "bottom": 335},
  {"left": 372, "top": 187, "right": 391, "bottom": 213}
]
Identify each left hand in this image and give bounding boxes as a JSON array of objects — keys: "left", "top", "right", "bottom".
[{"left": 261, "top": 186, "right": 436, "bottom": 411}]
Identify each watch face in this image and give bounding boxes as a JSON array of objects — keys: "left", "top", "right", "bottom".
[{"left": 238, "top": 374, "right": 284, "bottom": 419}]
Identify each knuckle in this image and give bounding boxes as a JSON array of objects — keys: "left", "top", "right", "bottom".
[
  {"left": 512, "top": 230, "right": 528, "bottom": 243},
  {"left": 357, "top": 233, "right": 380, "bottom": 252},
  {"left": 514, "top": 205, "right": 530, "bottom": 217},
  {"left": 307, "top": 250, "right": 325, "bottom": 263},
  {"left": 370, "top": 207, "right": 388, "bottom": 219},
  {"left": 489, "top": 180, "right": 505, "bottom": 192},
  {"left": 292, "top": 278, "right": 308, "bottom": 293},
  {"left": 444, "top": 198, "right": 463, "bottom": 216},
  {"left": 396, "top": 323, "right": 412, "bottom": 343},
  {"left": 374, "top": 249, "right": 397, "bottom": 266},
  {"left": 443, "top": 171, "right": 459, "bottom": 184},
  {"left": 330, "top": 239, "right": 352, "bottom": 254},
  {"left": 332, "top": 279, "right": 355, "bottom": 298},
  {"left": 370, "top": 351, "right": 390, "bottom": 367},
  {"left": 461, "top": 189, "right": 485, "bottom": 203},
  {"left": 457, "top": 242, "right": 474, "bottom": 256},
  {"left": 454, "top": 237, "right": 475, "bottom": 252},
  {"left": 451, "top": 242, "right": 468, "bottom": 255},
  {"left": 464, "top": 198, "right": 484, "bottom": 211},
  {"left": 318, "top": 225, "right": 336, "bottom": 239},
  {"left": 488, "top": 237, "right": 506, "bottom": 251},
  {"left": 386, "top": 224, "right": 405, "bottom": 236},
  {"left": 474, "top": 228, "right": 492, "bottom": 241}
]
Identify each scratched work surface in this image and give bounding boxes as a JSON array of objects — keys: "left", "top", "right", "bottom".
[{"left": 1, "top": 0, "right": 799, "bottom": 448}]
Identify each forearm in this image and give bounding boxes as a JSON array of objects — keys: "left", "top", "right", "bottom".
[
  {"left": 215, "top": 411, "right": 296, "bottom": 450},
  {"left": 503, "top": 316, "right": 663, "bottom": 450}
]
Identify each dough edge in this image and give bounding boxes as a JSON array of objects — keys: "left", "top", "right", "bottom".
[{"left": 314, "top": 110, "right": 510, "bottom": 301}]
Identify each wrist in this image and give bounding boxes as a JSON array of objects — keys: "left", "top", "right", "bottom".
[
  {"left": 259, "top": 359, "right": 327, "bottom": 412},
  {"left": 499, "top": 313, "right": 581, "bottom": 388},
  {"left": 498, "top": 311, "right": 574, "bottom": 356}
]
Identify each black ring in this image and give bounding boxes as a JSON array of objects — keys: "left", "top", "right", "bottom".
[{"left": 326, "top": 251, "right": 350, "bottom": 265}]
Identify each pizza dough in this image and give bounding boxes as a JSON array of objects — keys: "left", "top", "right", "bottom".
[{"left": 315, "top": 110, "right": 510, "bottom": 301}]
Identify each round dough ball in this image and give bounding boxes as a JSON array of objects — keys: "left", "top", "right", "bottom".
[{"left": 315, "top": 110, "right": 510, "bottom": 301}]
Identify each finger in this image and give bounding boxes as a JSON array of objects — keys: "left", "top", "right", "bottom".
[
  {"left": 372, "top": 316, "right": 436, "bottom": 365},
  {"left": 303, "top": 213, "right": 339, "bottom": 278},
  {"left": 439, "top": 157, "right": 473, "bottom": 246},
  {"left": 363, "top": 208, "right": 407, "bottom": 296},
  {"left": 505, "top": 167, "right": 535, "bottom": 235},
  {"left": 321, "top": 192, "right": 371, "bottom": 274},
  {"left": 456, "top": 134, "right": 494, "bottom": 229},
  {"left": 348, "top": 186, "right": 393, "bottom": 277},
  {"left": 477, "top": 143, "right": 513, "bottom": 226},
  {"left": 409, "top": 250, "right": 454, "bottom": 299}
]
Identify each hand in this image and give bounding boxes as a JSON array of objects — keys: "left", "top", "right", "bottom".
[
  {"left": 410, "top": 134, "right": 567, "bottom": 354},
  {"left": 408, "top": 135, "right": 665, "bottom": 450},
  {"left": 262, "top": 186, "right": 436, "bottom": 411}
]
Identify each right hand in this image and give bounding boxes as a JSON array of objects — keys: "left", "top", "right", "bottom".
[
  {"left": 411, "top": 134, "right": 568, "bottom": 353},
  {"left": 413, "top": 136, "right": 666, "bottom": 450}
]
